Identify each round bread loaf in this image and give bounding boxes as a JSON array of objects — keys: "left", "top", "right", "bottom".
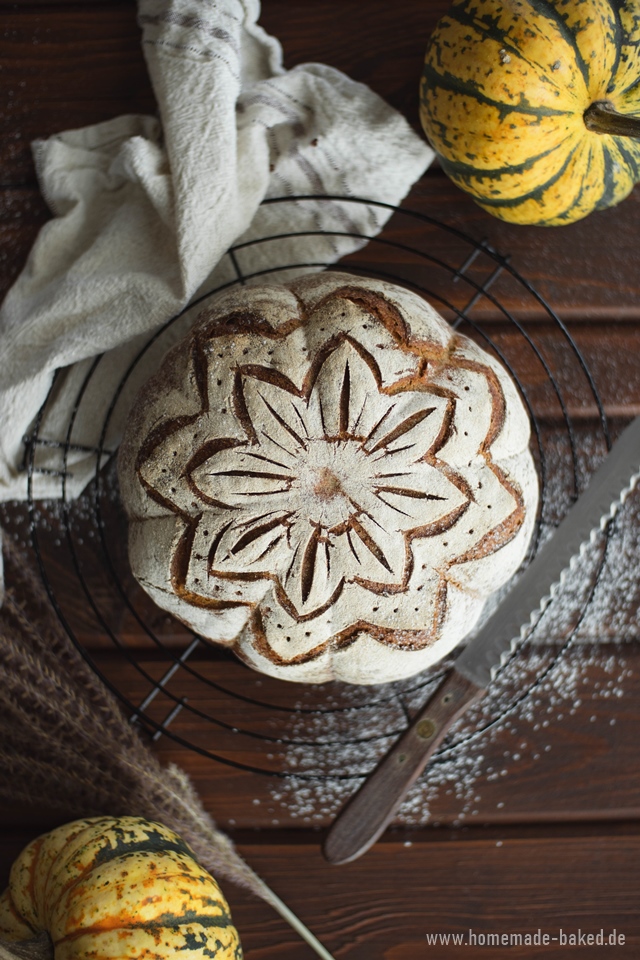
[{"left": 118, "top": 271, "right": 538, "bottom": 684}]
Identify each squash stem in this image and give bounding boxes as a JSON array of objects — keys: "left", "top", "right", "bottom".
[{"left": 584, "top": 100, "right": 640, "bottom": 140}]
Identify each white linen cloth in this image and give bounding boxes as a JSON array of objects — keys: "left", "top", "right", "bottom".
[{"left": 0, "top": 0, "right": 432, "bottom": 519}]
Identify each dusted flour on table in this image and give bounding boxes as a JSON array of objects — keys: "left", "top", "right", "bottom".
[{"left": 118, "top": 272, "right": 538, "bottom": 684}]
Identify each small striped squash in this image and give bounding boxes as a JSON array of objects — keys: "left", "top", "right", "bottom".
[
  {"left": 420, "top": 0, "right": 640, "bottom": 225},
  {"left": 0, "top": 816, "right": 242, "bottom": 959}
]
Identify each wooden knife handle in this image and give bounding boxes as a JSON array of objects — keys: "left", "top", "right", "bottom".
[{"left": 323, "top": 669, "right": 485, "bottom": 864}]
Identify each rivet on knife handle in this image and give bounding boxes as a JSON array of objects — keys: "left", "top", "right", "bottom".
[{"left": 323, "top": 669, "right": 485, "bottom": 865}]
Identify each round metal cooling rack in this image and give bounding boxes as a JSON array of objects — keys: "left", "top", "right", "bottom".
[{"left": 24, "top": 195, "right": 613, "bottom": 782}]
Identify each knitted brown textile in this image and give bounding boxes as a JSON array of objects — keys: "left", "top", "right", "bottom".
[{"left": 0, "top": 538, "right": 334, "bottom": 960}]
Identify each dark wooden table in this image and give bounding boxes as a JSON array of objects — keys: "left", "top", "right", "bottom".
[{"left": 2, "top": 2, "right": 640, "bottom": 958}]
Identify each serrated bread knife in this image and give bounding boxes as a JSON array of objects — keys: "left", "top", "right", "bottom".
[{"left": 323, "top": 415, "right": 640, "bottom": 865}]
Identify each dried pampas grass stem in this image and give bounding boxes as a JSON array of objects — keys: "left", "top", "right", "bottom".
[
  {"left": 0, "top": 934, "right": 52, "bottom": 960},
  {"left": 0, "top": 538, "right": 335, "bottom": 960}
]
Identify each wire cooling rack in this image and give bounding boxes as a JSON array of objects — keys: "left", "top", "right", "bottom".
[{"left": 20, "top": 196, "right": 613, "bottom": 781}]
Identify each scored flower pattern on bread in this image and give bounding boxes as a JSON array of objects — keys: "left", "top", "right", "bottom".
[
  {"left": 142, "top": 338, "right": 471, "bottom": 622},
  {"left": 121, "top": 273, "right": 537, "bottom": 684}
]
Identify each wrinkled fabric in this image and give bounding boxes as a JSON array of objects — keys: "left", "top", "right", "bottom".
[
  {"left": 0, "top": 0, "right": 431, "bottom": 508},
  {"left": 0, "top": 0, "right": 432, "bottom": 597}
]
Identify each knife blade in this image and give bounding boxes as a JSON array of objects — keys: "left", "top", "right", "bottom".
[{"left": 323, "top": 414, "right": 640, "bottom": 865}]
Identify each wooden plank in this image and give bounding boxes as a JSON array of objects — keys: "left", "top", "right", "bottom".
[
  {"left": 259, "top": 0, "right": 451, "bottom": 133},
  {"left": 0, "top": 0, "right": 448, "bottom": 185},
  {"left": 2, "top": 0, "right": 125, "bottom": 5},
  {"left": 0, "top": 187, "right": 49, "bottom": 295},
  {"left": 0, "top": 636, "right": 636, "bottom": 832},
  {"left": 0, "top": 5, "right": 154, "bottom": 185},
  {"left": 1, "top": 1, "right": 639, "bottom": 317},
  {"left": 89, "top": 639, "right": 640, "bottom": 830},
  {"left": 2, "top": 179, "right": 640, "bottom": 322},
  {"left": 400, "top": 178, "right": 640, "bottom": 321},
  {"left": 226, "top": 834, "right": 640, "bottom": 958},
  {"left": 1, "top": 830, "right": 640, "bottom": 958}
]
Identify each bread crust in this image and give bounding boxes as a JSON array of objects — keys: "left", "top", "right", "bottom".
[{"left": 118, "top": 272, "right": 538, "bottom": 684}]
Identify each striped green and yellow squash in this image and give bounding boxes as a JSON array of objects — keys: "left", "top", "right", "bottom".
[
  {"left": 420, "top": 0, "right": 640, "bottom": 225},
  {"left": 0, "top": 816, "right": 242, "bottom": 959}
]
